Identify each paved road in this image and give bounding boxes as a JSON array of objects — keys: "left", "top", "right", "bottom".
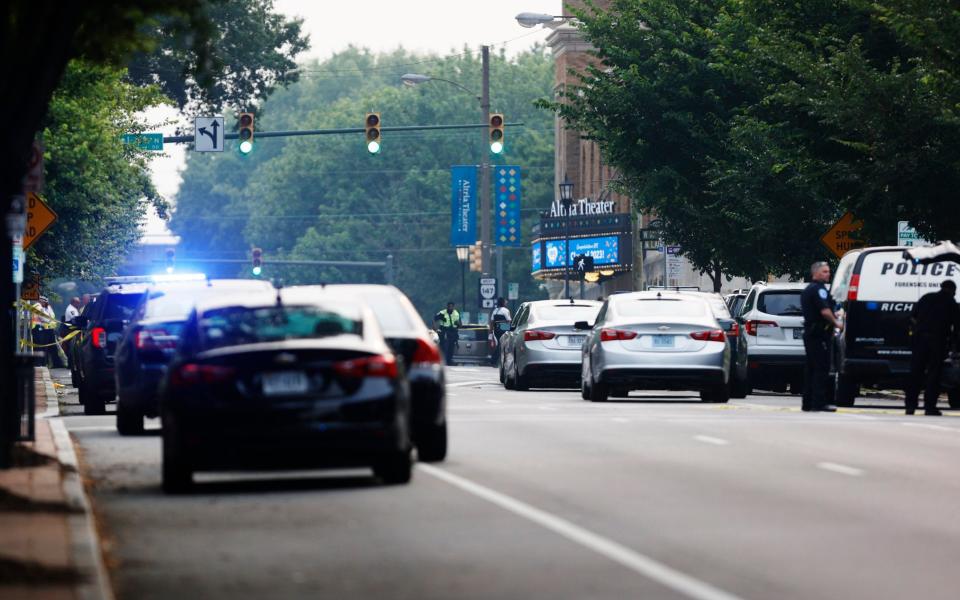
[{"left": 56, "top": 367, "right": 960, "bottom": 600}]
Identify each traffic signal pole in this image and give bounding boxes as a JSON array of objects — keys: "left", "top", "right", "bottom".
[{"left": 479, "top": 45, "right": 493, "bottom": 288}]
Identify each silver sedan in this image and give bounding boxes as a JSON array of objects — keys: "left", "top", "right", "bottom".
[
  {"left": 579, "top": 292, "right": 730, "bottom": 402},
  {"left": 500, "top": 300, "right": 602, "bottom": 390}
]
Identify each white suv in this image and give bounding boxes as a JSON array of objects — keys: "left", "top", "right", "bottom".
[{"left": 738, "top": 282, "right": 807, "bottom": 394}]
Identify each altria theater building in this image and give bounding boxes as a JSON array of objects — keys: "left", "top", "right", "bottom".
[{"left": 533, "top": 0, "right": 749, "bottom": 297}]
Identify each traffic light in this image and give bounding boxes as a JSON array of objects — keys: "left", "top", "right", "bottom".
[
  {"left": 238, "top": 112, "right": 255, "bottom": 154},
  {"left": 365, "top": 112, "right": 381, "bottom": 154},
  {"left": 469, "top": 242, "right": 483, "bottom": 272},
  {"left": 165, "top": 248, "right": 175, "bottom": 274},
  {"left": 251, "top": 247, "right": 263, "bottom": 276},
  {"left": 489, "top": 113, "right": 504, "bottom": 154}
]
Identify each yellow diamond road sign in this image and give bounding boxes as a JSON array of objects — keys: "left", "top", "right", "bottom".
[
  {"left": 24, "top": 192, "right": 57, "bottom": 250},
  {"left": 820, "top": 212, "right": 863, "bottom": 259}
]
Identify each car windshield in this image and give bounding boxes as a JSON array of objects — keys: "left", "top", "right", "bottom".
[
  {"left": 103, "top": 293, "right": 144, "bottom": 321},
  {"left": 533, "top": 304, "right": 600, "bottom": 322},
  {"left": 758, "top": 291, "right": 803, "bottom": 316},
  {"left": 199, "top": 305, "right": 362, "bottom": 350},
  {"left": 617, "top": 299, "right": 707, "bottom": 317}
]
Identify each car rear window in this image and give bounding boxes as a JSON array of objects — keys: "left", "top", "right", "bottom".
[
  {"left": 617, "top": 299, "right": 707, "bottom": 317},
  {"left": 532, "top": 304, "right": 601, "bottom": 322},
  {"left": 146, "top": 285, "right": 262, "bottom": 321},
  {"left": 458, "top": 328, "right": 488, "bottom": 342},
  {"left": 103, "top": 293, "right": 144, "bottom": 321},
  {"left": 199, "top": 305, "right": 362, "bottom": 350},
  {"left": 758, "top": 291, "right": 803, "bottom": 316},
  {"left": 362, "top": 293, "right": 415, "bottom": 333}
]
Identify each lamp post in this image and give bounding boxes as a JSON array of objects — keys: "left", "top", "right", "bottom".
[
  {"left": 401, "top": 45, "right": 499, "bottom": 292},
  {"left": 455, "top": 246, "right": 469, "bottom": 313},
  {"left": 559, "top": 176, "right": 575, "bottom": 299}
]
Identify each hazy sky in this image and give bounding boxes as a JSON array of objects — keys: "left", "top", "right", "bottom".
[{"left": 144, "top": 0, "right": 559, "bottom": 240}]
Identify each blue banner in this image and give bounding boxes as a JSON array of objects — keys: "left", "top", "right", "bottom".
[
  {"left": 450, "top": 165, "right": 477, "bottom": 246},
  {"left": 495, "top": 166, "right": 522, "bottom": 247}
]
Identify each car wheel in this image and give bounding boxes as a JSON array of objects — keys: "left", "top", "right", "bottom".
[
  {"left": 581, "top": 372, "right": 591, "bottom": 400},
  {"left": 589, "top": 374, "right": 608, "bottom": 402},
  {"left": 81, "top": 382, "right": 106, "bottom": 415},
  {"left": 835, "top": 372, "right": 857, "bottom": 407},
  {"left": 116, "top": 396, "right": 144, "bottom": 436},
  {"left": 701, "top": 384, "right": 730, "bottom": 403},
  {"left": 729, "top": 372, "right": 749, "bottom": 399},
  {"left": 948, "top": 390, "right": 960, "bottom": 409},
  {"left": 498, "top": 359, "right": 506, "bottom": 384},
  {"left": 161, "top": 424, "right": 193, "bottom": 494},
  {"left": 504, "top": 357, "right": 516, "bottom": 390},
  {"left": 513, "top": 356, "right": 529, "bottom": 391},
  {"left": 417, "top": 423, "right": 447, "bottom": 463},
  {"left": 373, "top": 447, "right": 413, "bottom": 485}
]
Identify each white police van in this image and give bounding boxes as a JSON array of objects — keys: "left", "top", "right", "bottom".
[{"left": 830, "top": 246, "right": 960, "bottom": 406}]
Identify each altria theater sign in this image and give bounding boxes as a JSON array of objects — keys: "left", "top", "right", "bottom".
[{"left": 549, "top": 198, "right": 616, "bottom": 218}]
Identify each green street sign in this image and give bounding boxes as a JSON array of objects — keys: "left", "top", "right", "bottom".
[{"left": 121, "top": 133, "right": 164, "bottom": 151}]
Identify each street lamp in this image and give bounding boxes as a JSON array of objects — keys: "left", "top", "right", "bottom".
[
  {"left": 515, "top": 12, "right": 572, "bottom": 28},
  {"left": 456, "top": 246, "right": 469, "bottom": 313},
  {"left": 400, "top": 74, "right": 480, "bottom": 100},
  {"left": 559, "top": 176, "right": 575, "bottom": 299}
]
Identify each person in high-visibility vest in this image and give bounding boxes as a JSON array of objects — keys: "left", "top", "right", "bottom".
[
  {"left": 433, "top": 302, "right": 461, "bottom": 366},
  {"left": 31, "top": 296, "right": 59, "bottom": 367}
]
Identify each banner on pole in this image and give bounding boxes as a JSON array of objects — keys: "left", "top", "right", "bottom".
[
  {"left": 450, "top": 165, "right": 478, "bottom": 246},
  {"left": 495, "top": 166, "right": 521, "bottom": 247}
]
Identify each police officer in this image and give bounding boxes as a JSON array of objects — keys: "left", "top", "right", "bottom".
[
  {"left": 905, "top": 280, "right": 960, "bottom": 416},
  {"left": 433, "top": 301, "right": 461, "bottom": 366},
  {"left": 801, "top": 261, "right": 841, "bottom": 412}
]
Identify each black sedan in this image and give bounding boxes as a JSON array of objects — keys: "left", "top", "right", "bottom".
[
  {"left": 310, "top": 284, "right": 447, "bottom": 462},
  {"left": 158, "top": 288, "right": 413, "bottom": 493},
  {"left": 113, "top": 277, "right": 275, "bottom": 435}
]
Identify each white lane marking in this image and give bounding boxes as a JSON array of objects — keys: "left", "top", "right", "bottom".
[
  {"left": 447, "top": 380, "right": 493, "bottom": 388},
  {"left": 538, "top": 405, "right": 557, "bottom": 411},
  {"left": 485, "top": 399, "right": 503, "bottom": 404},
  {"left": 612, "top": 417, "right": 630, "bottom": 423},
  {"left": 694, "top": 435, "right": 729, "bottom": 446},
  {"left": 902, "top": 422, "right": 960, "bottom": 433},
  {"left": 419, "top": 464, "right": 744, "bottom": 600},
  {"left": 816, "top": 462, "right": 864, "bottom": 477}
]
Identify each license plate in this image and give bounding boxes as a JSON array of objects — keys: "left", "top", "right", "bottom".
[
  {"left": 262, "top": 371, "right": 309, "bottom": 396},
  {"left": 652, "top": 335, "right": 675, "bottom": 348},
  {"left": 793, "top": 328, "right": 804, "bottom": 340},
  {"left": 566, "top": 335, "right": 585, "bottom": 346}
]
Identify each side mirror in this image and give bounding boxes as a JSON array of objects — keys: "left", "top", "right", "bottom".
[{"left": 574, "top": 320, "right": 592, "bottom": 331}]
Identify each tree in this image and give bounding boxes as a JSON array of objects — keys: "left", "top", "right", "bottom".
[
  {"left": 170, "top": 46, "right": 555, "bottom": 321},
  {"left": 30, "top": 61, "right": 169, "bottom": 283},
  {"left": 128, "top": 0, "right": 309, "bottom": 115}
]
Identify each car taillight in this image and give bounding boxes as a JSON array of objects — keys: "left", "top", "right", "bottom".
[
  {"left": 524, "top": 329, "right": 556, "bottom": 342},
  {"left": 135, "top": 328, "right": 177, "bottom": 351},
  {"left": 745, "top": 320, "right": 778, "bottom": 336},
  {"left": 334, "top": 354, "right": 398, "bottom": 379},
  {"left": 170, "top": 363, "right": 236, "bottom": 386},
  {"left": 411, "top": 337, "right": 442, "bottom": 365},
  {"left": 847, "top": 274, "right": 859, "bottom": 301},
  {"left": 599, "top": 328, "right": 638, "bottom": 342},
  {"left": 690, "top": 329, "right": 726, "bottom": 342},
  {"left": 727, "top": 322, "right": 740, "bottom": 337},
  {"left": 91, "top": 327, "right": 107, "bottom": 349}
]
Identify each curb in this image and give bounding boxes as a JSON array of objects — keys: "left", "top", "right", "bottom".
[{"left": 41, "top": 369, "right": 115, "bottom": 600}]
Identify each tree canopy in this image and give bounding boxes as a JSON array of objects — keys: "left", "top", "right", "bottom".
[{"left": 170, "top": 46, "right": 556, "bottom": 320}]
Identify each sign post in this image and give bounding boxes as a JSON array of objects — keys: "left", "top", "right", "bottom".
[
  {"left": 897, "top": 221, "right": 929, "bottom": 247},
  {"left": 478, "top": 276, "right": 497, "bottom": 310},
  {"left": 194, "top": 117, "right": 225, "bottom": 152},
  {"left": 23, "top": 192, "right": 57, "bottom": 250},
  {"left": 820, "top": 212, "right": 864, "bottom": 258},
  {"left": 665, "top": 245, "right": 682, "bottom": 287},
  {"left": 121, "top": 133, "right": 164, "bottom": 151},
  {"left": 507, "top": 282, "right": 519, "bottom": 301}
]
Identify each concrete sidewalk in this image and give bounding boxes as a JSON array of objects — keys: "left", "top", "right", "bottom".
[{"left": 0, "top": 368, "right": 111, "bottom": 600}]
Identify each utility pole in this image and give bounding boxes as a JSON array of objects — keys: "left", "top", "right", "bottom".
[{"left": 480, "top": 45, "right": 492, "bottom": 281}]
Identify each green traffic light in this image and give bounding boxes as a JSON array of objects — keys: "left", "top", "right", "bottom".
[
  {"left": 490, "top": 141, "right": 504, "bottom": 154},
  {"left": 239, "top": 140, "right": 254, "bottom": 154},
  {"left": 252, "top": 266, "right": 262, "bottom": 276},
  {"left": 367, "top": 140, "right": 381, "bottom": 154}
]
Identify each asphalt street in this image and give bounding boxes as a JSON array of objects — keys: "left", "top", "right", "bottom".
[{"left": 55, "top": 367, "right": 960, "bottom": 600}]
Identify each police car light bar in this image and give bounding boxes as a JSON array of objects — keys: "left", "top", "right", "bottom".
[{"left": 150, "top": 273, "right": 208, "bottom": 283}]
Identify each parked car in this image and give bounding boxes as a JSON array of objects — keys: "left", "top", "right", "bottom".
[
  {"left": 316, "top": 284, "right": 447, "bottom": 462},
  {"left": 158, "top": 287, "right": 413, "bottom": 493},
  {"left": 830, "top": 246, "right": 960, "bottom": 407},
  {"left": 724, "top": 290, "right": 749, "bottom": 318},
  {"left": 113, "top": 277, "right": 275, "bottom": 435},
  {"left": 579, "top": 291, "right": 730, "bottom": 403},
  {"left": 737, "top": 282, "right": 807, "bottom": 394},
  {"left": 499, "top": 299, "right": 602, "bottom": 390},
  {"left": 672, "top": 290, "right": 749, "bottom": 398},
  {"left": 452, "top": 325, "right": 492, "bottom": 365},
  {"left": 71, "top": 279, "right": 150, "bottom": 415}
]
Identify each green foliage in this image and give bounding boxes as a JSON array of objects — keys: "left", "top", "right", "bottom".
[
  {"left": 128, "top": 0, "right": 309, "bottom": 114},
  {"left": 170, "top": 47, "right": 554, "bottom": 320},
  {"left": 30, "top": 61, "right": 169, "bottom": 284}
]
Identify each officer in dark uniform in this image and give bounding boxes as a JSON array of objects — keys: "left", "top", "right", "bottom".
[
  {"left": 801, "top": 261, "right": 841, "bottom": 412},
  {"left": 905, "top": 280, "right": 960, "bottom": 416}
]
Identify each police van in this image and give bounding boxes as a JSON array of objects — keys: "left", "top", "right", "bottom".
[{"left": 830, "top": 246, "right": 960, "bottom": 406}]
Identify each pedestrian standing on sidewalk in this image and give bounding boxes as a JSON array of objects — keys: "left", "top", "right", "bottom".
[
  {"left": 62, "top": 297, "right": 81, "bottom": 369},
  {"left": 32, "top": 295, "right": 59, "bottom": 367},
  {"left": 801, "top": 261, "right": 841, "bottom": 412},
  {"left": 905, "top": 280, "right": 960, "bottom": 416}
]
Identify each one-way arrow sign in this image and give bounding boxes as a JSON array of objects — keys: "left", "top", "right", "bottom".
[{"left": 194, "top": 116, "right": 224, "bottom": 152}]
